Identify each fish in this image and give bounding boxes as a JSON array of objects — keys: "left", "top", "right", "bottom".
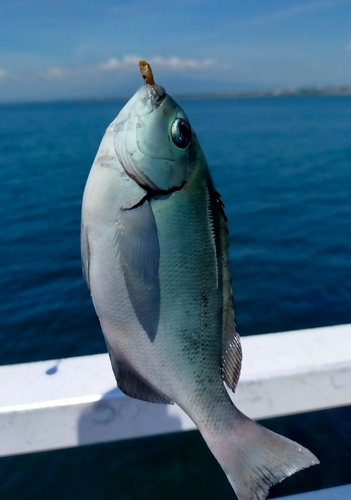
[{"left": 81, "top": 60, "right": 319, "bottom": 500}]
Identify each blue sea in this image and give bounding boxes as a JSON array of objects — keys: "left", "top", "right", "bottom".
[{"left": 0, "top": 96, "right": 350, "bottom": 499}]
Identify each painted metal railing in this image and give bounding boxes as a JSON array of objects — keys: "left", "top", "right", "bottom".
[
  {"left": 1, "top": 323, "right": 351, "bottom": 498},
  {"left": 1, "top": 323, "right": 350, "bottom": 458}
]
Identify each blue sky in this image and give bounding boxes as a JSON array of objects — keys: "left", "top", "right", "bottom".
[{"left": 1, "top": 0, "right": 351, "bottom": 102}]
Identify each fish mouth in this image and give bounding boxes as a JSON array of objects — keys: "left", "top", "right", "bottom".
[{"left": 142, "top": 84, "right": 167, "bottom": 110}]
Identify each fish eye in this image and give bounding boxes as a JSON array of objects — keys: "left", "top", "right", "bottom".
[{"left": 171, "top": 119, "right": 191, "bottom": 149}]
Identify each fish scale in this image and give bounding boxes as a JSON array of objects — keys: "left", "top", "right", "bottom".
[{"left": 81, "top": 62, "right": 318, "bottom": 500}]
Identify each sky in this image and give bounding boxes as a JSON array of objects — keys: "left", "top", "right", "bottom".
[{"left": 1, "top": 0, "right": 351, "bottom": 103}]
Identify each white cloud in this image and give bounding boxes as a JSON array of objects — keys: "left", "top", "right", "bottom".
[
  {"left": 35, "top": 55, "right": 220, "bottom": 86},
  {"left": 100, "top": 55, "right": 140, "bottom": 70},
  {"left": 100, "top": 59, "right": 121, "bottom": 70},
  {"left": 0, "top": 69, "right": 7, "bottom": 80},
  {"left": 100, "top": 55, "right": 215, "bottom": 72},
  {"left": 151, "top": 56, "right": 215, "bottom": 70}
]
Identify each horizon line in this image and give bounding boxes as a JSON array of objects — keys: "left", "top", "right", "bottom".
[{"left": 1, "top": 84, "right": 351, "bottom": 106}]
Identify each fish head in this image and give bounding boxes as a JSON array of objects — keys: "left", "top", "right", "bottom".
[{"left": 112, "top": 83, "right": 195, "bottom": 192}]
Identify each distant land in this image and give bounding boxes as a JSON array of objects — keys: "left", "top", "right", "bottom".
[
  {"left": 1, "top": 85, "right": 351, "bottom": 105},
  {"left": 176, "top": 85, "right": 351, "bottom": 100},
  {"left": 61, "top": 84, "right": 351, "bottom": 103}
]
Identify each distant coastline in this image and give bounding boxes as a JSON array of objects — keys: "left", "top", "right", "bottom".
[
  {"left": 1, "top": 85, "right": 351, "bottom": 105},
  {"left": 176, "top": 85, "right": 351, "bottom": 100}
]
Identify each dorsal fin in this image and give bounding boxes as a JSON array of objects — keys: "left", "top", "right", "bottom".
[
  {"left": 222, "top": 303, "right": 242, "bottom": 391},
  {"left": 214, "top": 189, "right": 242, "bottom": 391}
]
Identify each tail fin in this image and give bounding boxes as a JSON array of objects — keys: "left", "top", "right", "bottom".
[{"left": 205, "top": 409, "right": 319, "bottom": 500}]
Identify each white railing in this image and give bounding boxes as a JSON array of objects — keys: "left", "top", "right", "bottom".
[
  {"left": 1, "top": 323, "right": 350, "bottom": 459},
  {"left": 279, "top": 484, "right": 351, "bottom": 500}
]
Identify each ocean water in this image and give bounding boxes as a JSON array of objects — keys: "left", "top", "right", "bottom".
[{"left": 0, "top": 96, "right": 351, "bottom": 498}]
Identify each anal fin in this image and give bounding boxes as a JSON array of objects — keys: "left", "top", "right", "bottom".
[
  {"left": 106, "top": 343, "right": 173, "bottom": 404},
  {"left": 81, "top": 223, "right": 91, "bottom": 291}
]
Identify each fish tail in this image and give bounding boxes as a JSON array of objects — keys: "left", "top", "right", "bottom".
[{"left": 203, "top": 407, "right": 319, "bottom": 500}]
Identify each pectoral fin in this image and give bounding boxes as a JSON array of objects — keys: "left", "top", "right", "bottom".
[
  {"left": 118, "top": 198, "right": 160, "bottom": 341},
  {"left": 119, "top": 198, "right": 160, "bottom": 290}
]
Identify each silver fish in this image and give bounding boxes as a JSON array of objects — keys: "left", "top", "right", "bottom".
[{"left": 81, "top": 61, "right": 318, "bottom": 500}]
